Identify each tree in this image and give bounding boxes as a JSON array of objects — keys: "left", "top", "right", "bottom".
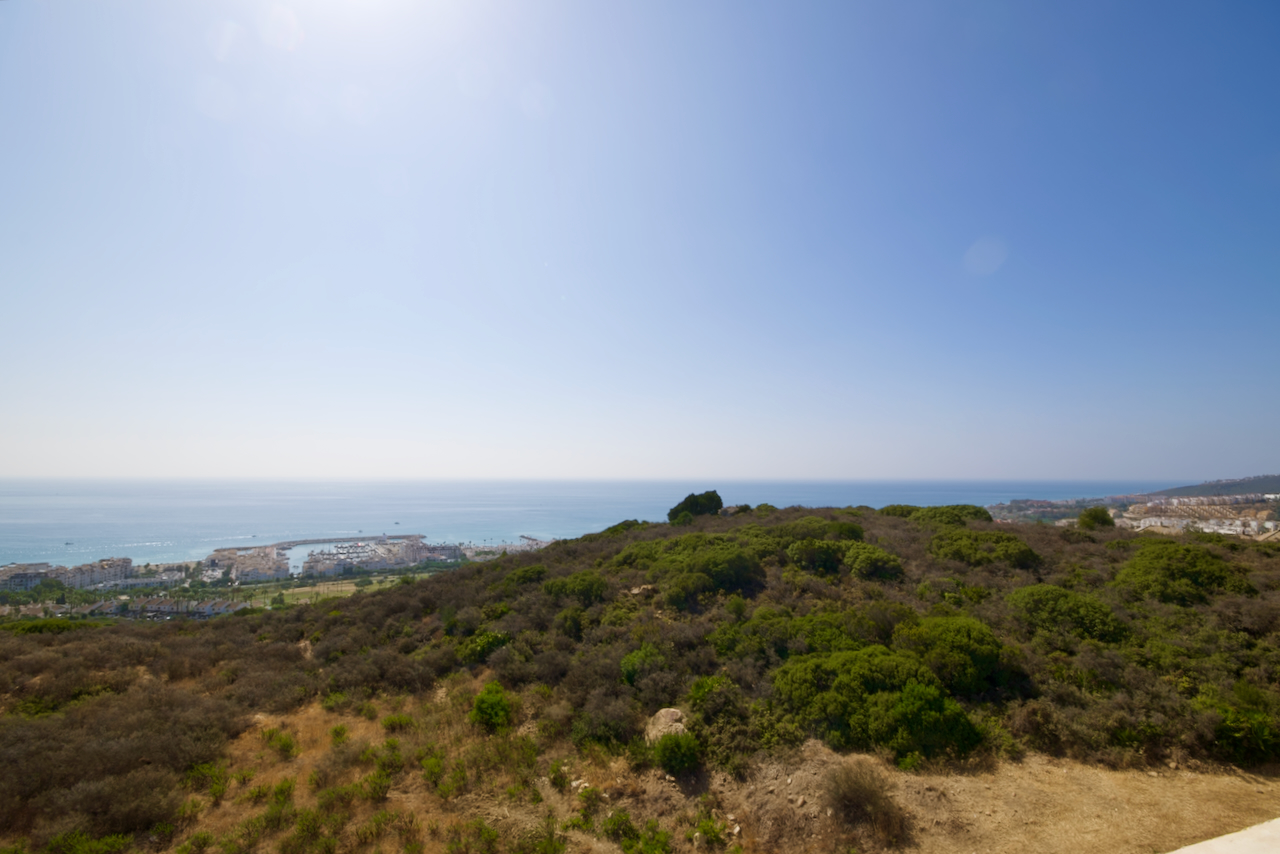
[
  {"left": 1077, "top": 506, "right": 1115, "bottom": 530},
  {"left": 667, "top": 491, "right": 724, "bottom": 523}
]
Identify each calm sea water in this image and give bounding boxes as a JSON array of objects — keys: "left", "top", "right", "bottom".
[{"left": 0, "top": 479, "right": 1180, "bottom": 567}]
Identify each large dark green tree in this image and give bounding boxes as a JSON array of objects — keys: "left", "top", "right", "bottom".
[{"left": 667, "top": 490, "right": 724, "bottom": 522}]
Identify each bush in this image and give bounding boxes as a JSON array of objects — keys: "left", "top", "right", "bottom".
[
  {"left": 892, "top": 616, "right": 1004, "bottom": 696},
  {"left": 381, "top": 713, "right": 415, "bottom": 732},
  {"left": 843, "top": 543, "right": 904, "bottom": 580},
  {"left": 866, "top": 680, "right": 982, "bottom": 761},
  {"left": 458, "top": 631, "right": 510, "bottom": 665},
  {"left": 928, "top": 529, "right": 1041, "bottom": 569},
  {"left": 600, "top": 809, "right": 639, "bottom": 843},
  {"left": 1113, "top": 541, "right": 1255, "bottom": 605},
  {"left": 667, "top": 491, "right": 724, "bottom": 522},
  {"left": 652, "top": 732, "right": 701, "bottom": 776},
  {"left": 786, "top": 539, "right": 844, "bottom": 574},
  {"left": 770, "top": 646, "right": 980, "bottom": 758},
  {"left": 508, "top": 565, "right": 547, "bottom": 586},
  {"left": 910, "top": 505, "right": 993, "bottom": 526},
  {"left": 620, "top": 644, "right": 666, "bottom": 686},
  {"left": 262, "top": 727, "right": 298, "bottom": 759},
  {"left": 547, "top": 759, "right": 570, "bottom": 792},
  {"left": 679, "top": 540, "right": 765, "bottom": 593},
  {"left": 1078, "top": 506, "right": 1116, "bottom": 530},
  {"left": 1005, "top": 584, "right": 1126, "bottom": 642},
  {"left": 543, "top": 571, "right": 609, "bottom": 606},
  {"left": 470, "top": 682, "right": 514, "bottom": 732},
  {"left": 45, "top": 833, "right": 132, "bottom": 854},
  {"left": 877, "top": 505, "right": 920, "bottom": 518},
  {"left": 822, "top": 758, "right": 908, "bottom": 843}
]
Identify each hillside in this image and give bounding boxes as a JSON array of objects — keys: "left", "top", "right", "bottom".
[
  {"left": 1154, "top": 475, "right": 1280, "bottom": 498},
  {"left": 3, "top": 498, "right": 1280, "bottom": 854}
]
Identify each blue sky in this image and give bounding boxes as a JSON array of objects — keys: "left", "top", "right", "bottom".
[{"left": 1, "top": 1, "right": 1277, "bottom": 480}]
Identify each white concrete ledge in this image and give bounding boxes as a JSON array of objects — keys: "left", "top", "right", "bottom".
[{"left": 1166, "top": 817, "right": 1280, "bottom": 853}]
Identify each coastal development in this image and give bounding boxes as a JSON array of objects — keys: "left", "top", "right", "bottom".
[
  {"left": 0, "top": 533, "right": 486, "bottom": 592},
  {"left": 988, "top": 476, "right": 1280, "bottom": 542}
]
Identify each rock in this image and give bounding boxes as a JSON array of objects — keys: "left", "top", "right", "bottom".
[
  {"left": 726, "top": 814, "right": 736, "bottom": 822},
  {"left": 691, "top": 831, "right": 703, "bottom": 848},
  {"left": 665, "top": 774, "right": 676, "bottom": 782},
  {"left": 731, "top": 825, "right": 741, "bottom": 836},
  {"left": 570, "top": 779, "right": 585, "bottom": 788},
  {"left": 796, "top": 796, "right": 806, "bottom": 807},
  {"left": 645, "top": 708, "right": 686, "bottom": 744}
]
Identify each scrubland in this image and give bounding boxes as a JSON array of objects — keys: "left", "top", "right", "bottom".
[{"left": 3, "top": 503, "right": 1280, "bottom": 854}]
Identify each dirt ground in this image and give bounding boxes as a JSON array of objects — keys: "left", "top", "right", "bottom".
[
  {"left": 181, "top": 700, "right": 1280, "bottom": 854},
  {"left": 696, "top": 740, "right": 1280, "bottom": 854}
]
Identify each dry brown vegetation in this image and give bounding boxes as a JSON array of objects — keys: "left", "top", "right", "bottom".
[{"left": 3, "top": 503, "right": 1280, "bottom": 854}]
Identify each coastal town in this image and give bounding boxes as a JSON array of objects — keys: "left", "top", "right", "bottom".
[
  {"left": 0, "top": 533, "right": 555, "bottom": 620},
  {"left": 989, "top": 490, "right": 1280, "bottom": 542}
]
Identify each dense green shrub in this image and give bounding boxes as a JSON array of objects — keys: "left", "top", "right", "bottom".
[
  {"left": 877, "top": 505, "right": 920, "bottom": 518},
  {"left": 786, "top": 539, "right": 844, "bottom": 574},
  {"left": 929, "top": 529, "right": 1041, "bottom": 568},
  {"left": 770, "top": 646, "right": 979, "bottom": 758},
  {"left": 891, "top": 616, "right": 1003, "bottom": 695},
  {"left": 662, "top": 572, "right": 714, "bottom": 611},
  {"left": 1006, "top": 584, "right": 1126, "bottom": 642},
  {"left": 508, "top": 564, "right": 547, "bottom": 585},
  {"left": 843, "top": 543, "right": 904, "bottom": 580},
  {"left": 581, "top": 520, "right": 648, "bottom": 541},
  {"left": 1113, "top": 541, "right": 1256, "bottom": 605},
  {"left": 709, "top": 607, "right": 869, "bottom": 662},
  {"left": 1190, "top": 682, "right": 1280, "bottom": 765},
  {"left": 1078, "top": 507, "right": 1116, "bottom": 530},
  {"left": 865, "top": 680, "right": 982, "bottom": 762},
  {"left": 769, "top": 516, "right": 860, "bottom": 546},
  {"left": 667, "top": 491, "right": 724, "bottom": 522},
  {"left": 458, "top": 631, "right": 511, "bottom": 665},
  {"left": 685, "top": 675, "right": 752, "bottom": 774},
  {"left": 652, "top": 731, "right": 701, "bottom": 775},
  {"left": 470, "top": 682, "right": 514, "bottom": 732},
  {"left": 678, "top": 540, "right": 765, "bottom": 592},
  {"left": 910, "top": 504, "right": 994, "bottom": 526},
  {"left": 620, "top": 644, "right": 666, "bottom": 685},
  {"left": 543, "top": 571, "right": 609, "bottom": 606}
]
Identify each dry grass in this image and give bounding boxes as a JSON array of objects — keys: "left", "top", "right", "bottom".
[{"left": 822, "top": 757, "right": 910, "bottom": 845}]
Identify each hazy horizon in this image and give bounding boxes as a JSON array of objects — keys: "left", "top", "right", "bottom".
[{"left": 2, "top": 1, "right": 1277, "bottom": 481}]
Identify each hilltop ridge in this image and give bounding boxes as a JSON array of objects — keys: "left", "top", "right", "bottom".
[{"left": 1153, "top": 475, "right": 1280, "bottom": 498}]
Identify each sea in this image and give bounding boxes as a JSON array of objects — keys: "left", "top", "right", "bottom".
[{"left": 0, "top": 479, "right": 1181, "bottom": 569}]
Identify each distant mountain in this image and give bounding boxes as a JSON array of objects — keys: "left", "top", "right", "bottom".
[{"left": 1152, "top": 474, "right": 1280, "bottom": 498}]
